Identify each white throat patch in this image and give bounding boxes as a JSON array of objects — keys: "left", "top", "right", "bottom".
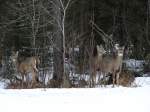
[{"left": 118, "top": 53, "right": 123, "bottom": 56}]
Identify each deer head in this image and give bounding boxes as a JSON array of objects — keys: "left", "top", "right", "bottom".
[
  {"left": 96, "top": 45, "right": 106, "bottom": 57},
  {"left": 115, "top": 44, "right": 125, "bottom": 56}
]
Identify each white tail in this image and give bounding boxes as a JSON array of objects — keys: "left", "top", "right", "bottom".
[{"left": 11, "top": 51, "right": 40, "bottom": 87}]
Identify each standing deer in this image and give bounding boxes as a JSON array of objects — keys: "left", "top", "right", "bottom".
[
  {"left": 11, "top": 51, "right": 40, "bottom": 88},
  {"left": 99, "top": 44, "right": 124, "bottom": 87},
  {"left": 91, "top": 45, "right": 106, "bottom": 86}
]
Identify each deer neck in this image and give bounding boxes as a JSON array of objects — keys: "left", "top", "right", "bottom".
[
  {"left": 116, "top": 54, "right": 124, "bottom": 70},
  {"left": 117, "top": 54, "right": 123, "bottom": 61},
  {"left": 98, "top": 53, "right": 103, "bottom": 58}
]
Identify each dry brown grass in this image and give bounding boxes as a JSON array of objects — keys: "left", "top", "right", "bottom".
[
  {"left": 6, "top": 79, "right": 43, "bottom": 89},
  {"left": 47, "top": 79, "right": 60, "bottom": 88},
  {"left": 78, "top": 79, "right": 88, "bottom": 88},
  {"left": 119, "top": 71, "right": 135, "bottom": 87}
]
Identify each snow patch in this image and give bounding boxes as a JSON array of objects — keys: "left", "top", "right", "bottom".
[
  {"left": 0, "top": 77, "right": 150, "bottom": 112},
  {"left": 123, "top": 59, "right": 145, "bottom": 72}
]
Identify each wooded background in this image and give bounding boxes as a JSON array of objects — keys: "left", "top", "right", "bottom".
[{"left": 0, "top": 0, "right": 150, "bottom": 87}]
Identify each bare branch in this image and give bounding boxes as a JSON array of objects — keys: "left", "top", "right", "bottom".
[
  {"left": 59, "top": 0, "right": 65, "bottom": 10},
  {"left": 64, "top": 0, "right": 71, "bottom": 11},
  {"left": 0, "top": 15, "right": 25, "bottom": 29}
]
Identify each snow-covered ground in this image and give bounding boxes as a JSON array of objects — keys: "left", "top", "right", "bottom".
[{"left": 0, "top": 77, "right": 150, "bottom": 112}]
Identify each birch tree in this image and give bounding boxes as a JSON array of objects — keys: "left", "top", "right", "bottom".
[{"left": 48, "top": 0, "right": 73, "bottom": 87}]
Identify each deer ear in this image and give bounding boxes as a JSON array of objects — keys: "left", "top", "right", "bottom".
[
  {"left": 122, "top": 46, "right": 125, "bottom": 50},
  {"left": 99, "top": 45, "right": 103, "bottom": 49},
  {"left": 100, "top": 45, "right": 106, "bottom": 53},
  {"left": 97, "top": 45, "right": 106, "bottom": 53},
  {"left": 96, "top": 45, "right": 100, "bottom": 49},
  {"left": 96, "top": 45, "right": 103, "bottom": 50},
  {"left": 96, "top": 45, "right": 100, "bottom": 51},
  {"left": 114, "top": 44, "right": 119, "bottom": 50},
  {"left": 16, "top": 51, "right": 19, "bottom": 57}
]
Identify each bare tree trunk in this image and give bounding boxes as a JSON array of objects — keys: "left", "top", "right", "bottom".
[
  {"left": 52, "top": 0, "right": 63, "bottom": 87},
  {"left": 146, "top": 0, "right": 150, "bottom": 46},
  {"left": 52, "top": 0, "right": 72, "bottom": 87}
]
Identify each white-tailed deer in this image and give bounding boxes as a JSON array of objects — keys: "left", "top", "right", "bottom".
[
  {"left": 101, "top": 44, "right": 124, "bottom": 87},
  {"left": 11, "top": 51, "right": 40, "bottom": 88},
  {"left": 91, "top": 45, "right": 106, "bottom": 86}
]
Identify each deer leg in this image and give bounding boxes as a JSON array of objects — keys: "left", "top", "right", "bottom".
[
  {"left": 116, "top": 72, "right": 120, "bottom": 86},
  {"left": 99, "top": 72, "right": 104, "bottom": 87},
  {"left": 31, "top": 70, "right": 37, "bottom": 88},
  {"left": 21, "top": 74, "right": 24, "bottom": 88},
  {"left": 98, "top": 71, "right": 101, "bottom": 85},
  {"left": 93, "top": 68, "right": 96, "bottom": 87},
  {"left": 90, "top": 69, "right": 94, "bottom": 87},
  {"left": 33, "top": 65, "right": 38, "bottom": 72},
  {"left": 112, "top": 72, "right": 115, "bottom": 88},
  {"left": 103, "top": 73, "right": 107, "bottom": 87},
  {"left": 26, "top": 73, "right": 31, "bottom": 88},
  {"left": 91, "top": 74, "right": 94, "bottom": 87}
]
